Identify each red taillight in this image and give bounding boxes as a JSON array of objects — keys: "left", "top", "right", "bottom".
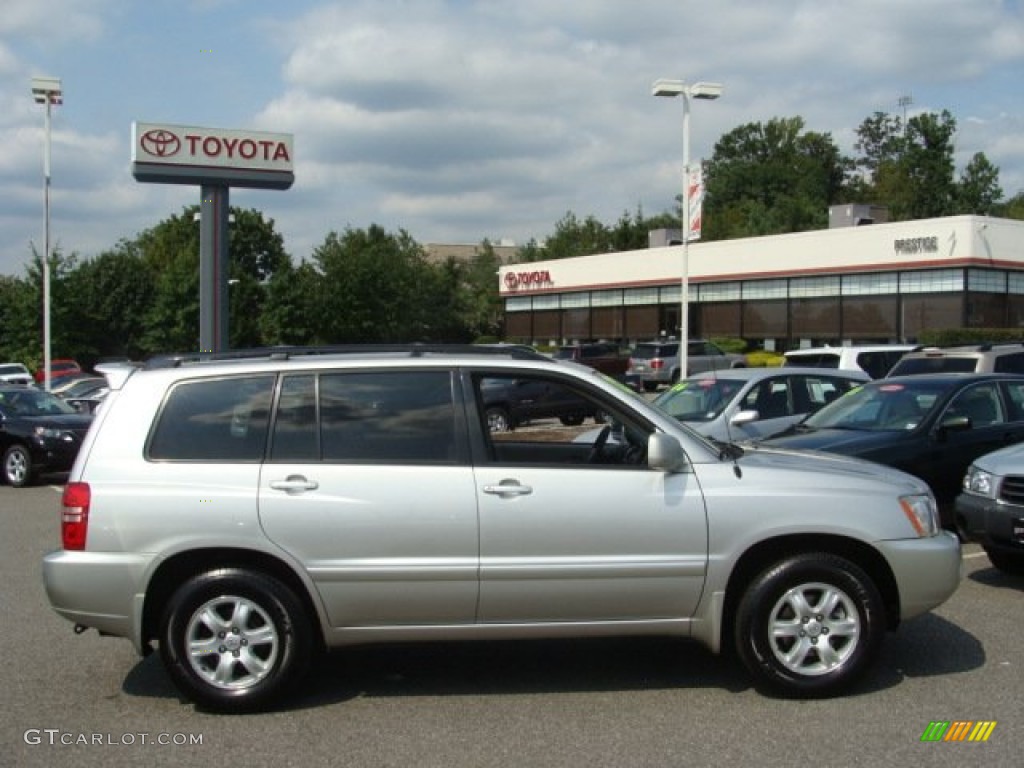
[
  {"left": 61, "top": 482, "right": 90, "bottom": 551},
  {"left": 650, "top": 359, "right": 664, "bottom": 370}
]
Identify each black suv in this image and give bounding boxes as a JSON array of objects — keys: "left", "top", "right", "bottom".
[{"left": 481, "top": 377, "right": 604, "bottom": 431}]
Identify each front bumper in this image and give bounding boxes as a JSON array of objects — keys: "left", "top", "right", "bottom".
[
  {"left": 955, "top": 492, "right": 1024, "bottom": 555},
  {"left": 876, "top": 531, "right": 962, "bottom": 621}
]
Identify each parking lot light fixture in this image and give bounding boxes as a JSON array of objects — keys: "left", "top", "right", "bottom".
[
  {"left": 31, "top": 76, "right": 63, "bottom": 392},
  {"left": 652, "top": 78, "right": 722, "bottom": 378}
]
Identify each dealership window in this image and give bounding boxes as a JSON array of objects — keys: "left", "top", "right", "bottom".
[
  {"left": 790, "top": 298, "right": 840, "bottom": 339},
  {"left": 562, "top": 308, "right": 590, "bottom": 339},
  {"left": 1009, "top": 274, "right": 1024, "bottom": 295},
  {"left": 742, "top": 300, "right": 787, "bottom": 338},
  {"left": 843, "top": 296, "right": 898, "bottom": 338},
  {"left": 505, "top": 296, "right": 532, "bottom": 312},
  {"left": 532, "top": 294, "right": 559, "bottom": 311},
  {"left": 900, "top": 269, "right": 963, "bottom": 294},
  {"left": 968, "top": 269, "right": 1007, "bottom": 293},
  {"left": 533, "top": 310, "right": 560, "bottom": 340},
  {"left": 790, "top": 276, "right": 840, "bottom": 298},
  {"left": 843, "top": 272, "right": 899, "bottom": 295},
  {"left": 966, "top": 293, "right": 1008, "bottom": 327},
  {"left": 504, "top": 312, "right": 531, "bottom": 341},
  {"left": 699, "top": 303, "right": 741, "bottom": 337},
  {"left": 591, "top": 307, "right": 624, "bottom": 339},
  {"left": 591, "top": 289, "right": 623, "bottom": 307},
  {"left": 699, "top": 282, "right": 740, "bottom": 302},
  {"left": 901, "top": 294, "right": 963, "bottom": 339},
  {"left": 743, "top": 279, "right": 788, "bottom": 300},
  {"left": 624, "top": 287, "right": 659, "bottom": 305},
  {"left": 560, "top": 291, "right": 590, "bottom": 308},
  {"left": 625, "top": 306, "right": 659, "bottom": 339},
  {"left": 1008, "top": 295, "right": 1024, "bottom": 327}
]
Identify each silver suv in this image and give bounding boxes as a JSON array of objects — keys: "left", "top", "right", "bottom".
[
  {"left": 957, "top": 442, "right": 1024, "bottom": 574},
  {"left": 43, "top": 345, "right": 961, "bottom": 712},
  {"left": 629, "top": 339, "right": 746, "bottom": 391}
]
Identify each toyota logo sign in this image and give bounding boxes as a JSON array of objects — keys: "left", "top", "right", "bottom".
[
  {"left": 140, "top": 129, "right": 181, "bottom": 158},
  {"left": 503, "top": 270, "right": 552, "bottom": 291}
]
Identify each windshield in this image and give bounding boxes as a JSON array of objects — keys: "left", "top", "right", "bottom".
[
  {"left": 801, "top": 379, "right": 948, "bottom": 431},
  {"left": 652, "top": 378, "right": 744, "bottom": 422},
  {"left": 0, "top": 388, "right": 78, "bottom": 416},
  {"left": 0, "top": 365, "right": 27, "bottom": 375}
]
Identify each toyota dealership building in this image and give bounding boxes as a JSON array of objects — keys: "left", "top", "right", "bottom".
[{"left": 498, "top": 213, "right": 1024, "bottom": 351}]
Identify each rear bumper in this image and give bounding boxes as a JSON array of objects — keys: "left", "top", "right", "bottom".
[{"left": 42, "top": 549, "right": 152, "bottom": 652}]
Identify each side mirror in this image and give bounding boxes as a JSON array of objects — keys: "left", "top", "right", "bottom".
[
  {"left": 648, "top": 433, "right": 689, "bottom": 473},
  {"left": 730, "top": 409, "right": 759, "bottom": 426},
  {"left": 935, "top": 415, "right": 970, "bottom": 441}
]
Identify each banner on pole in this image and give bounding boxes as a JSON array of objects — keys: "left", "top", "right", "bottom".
[{"left": 687, "top": 165, "right": 704, "bottom": 241}]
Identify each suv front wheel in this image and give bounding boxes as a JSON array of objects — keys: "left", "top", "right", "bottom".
[
  {"left": 159, "top": 568, "right": 312, "bottom": 712},
  {"left": 734, "top": 553, "right": 884, "bottom": 696}
]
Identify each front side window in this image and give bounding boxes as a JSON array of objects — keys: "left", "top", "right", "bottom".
[
  {"left": 148, "top": 376, "right": 275, "bottom": 461},
  {"left": 475, "top": 372, "right": 651, "bottom": 468}
]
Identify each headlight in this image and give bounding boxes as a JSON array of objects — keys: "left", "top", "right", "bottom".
[
  {"left": 962, "top": 465, "right": 996, "bottom": 498},
  {"left": 899, "top": 494, "right": 939, "bottom": 537},
  {"left": 34, "top": 426, "right": 70, "bottom": 441}
]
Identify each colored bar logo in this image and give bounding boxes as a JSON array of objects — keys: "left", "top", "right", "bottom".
[{"left": 921, "top": 721, "right": 997, "bottom": 742}]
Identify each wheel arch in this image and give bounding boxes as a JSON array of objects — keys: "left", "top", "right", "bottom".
[
  {"left": 141, "top": 548, "right": 325, "bottom": 653},
  {"left": 720, "top": 534, "right": 901, "bottom": 651}
]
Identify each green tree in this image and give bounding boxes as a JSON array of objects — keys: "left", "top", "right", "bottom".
[
  {"left": 0, "top": 273, "right": 38, "bottom": 367},
  {"left": 312, "top": 225, "right": 460, "bottom": 342},
  {"left": 898, "top": 110, "right": 958, "bottom": 219},
  {"left": 994, "top": 191, "right": 1024, "bottom": 220},
  {"left": 703, "top": 117, "right": 851, "bottom": 239},
  {"left": 956, "top": 152, "right": 1003, "bottom": 215}
]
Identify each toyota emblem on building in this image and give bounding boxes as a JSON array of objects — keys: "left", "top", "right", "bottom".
[{"left": 140, "top": 129, "right": 182, "bottom": 158}]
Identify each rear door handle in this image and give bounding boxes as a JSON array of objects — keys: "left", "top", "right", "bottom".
[
  {"left": 483, "top": 479, "right": 533, "bottom": 498},
  {"left": 269, "top": 475, "right": 319, "bottom": 494}
]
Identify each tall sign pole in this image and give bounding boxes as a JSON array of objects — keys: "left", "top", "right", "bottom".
[{"left": 131, "top": 123, "right": 293, "bottom": 352}]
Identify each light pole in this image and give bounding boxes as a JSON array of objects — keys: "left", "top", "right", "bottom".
[
  {"left": 31, "top": 76, "right": 62, "bottom": 392},
  {"left": 652, "top": 78, "right": 721, "bottom": 378}
]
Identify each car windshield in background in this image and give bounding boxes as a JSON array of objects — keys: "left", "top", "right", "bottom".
[
  {"left": 0, "top": 389, "right": 79, "bottom": 416},
  {"left": 802, "top": 379, "right": 948, "bottom": 432},
  {"left": 652, "top": 378, "right": 745, "bottom": 422}
]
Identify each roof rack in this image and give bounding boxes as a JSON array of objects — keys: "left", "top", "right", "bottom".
[{"left": 143, "top": 343, "right": 549, "bottom": 369}]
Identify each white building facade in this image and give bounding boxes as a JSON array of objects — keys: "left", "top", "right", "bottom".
[{"left": 498, "top": 215, "right": 1024, "bottom": 350}]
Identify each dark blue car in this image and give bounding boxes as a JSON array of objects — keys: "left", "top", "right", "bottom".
[{"left": 752, "top": 373, "right": 1024, "bottom": 528}]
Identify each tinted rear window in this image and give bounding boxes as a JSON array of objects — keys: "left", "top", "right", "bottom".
[
  {"left": 784, "top": 353, "right": 840, "bottom": 369},
  {"left": 632, "top": 344, "right": 678, "bottom": 359},
  {"left": 889, "top": 357, "right": 978, "bottom": 375},
  {"left": 148, "top": 376, "right": 275, "bottom": 461}
]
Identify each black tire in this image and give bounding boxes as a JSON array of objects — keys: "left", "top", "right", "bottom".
[
  {"left": 2, "top": 444, "right": 34, "bottom": 488},
  {"left": 642, "top": 382, "right": 658, "bottom": 393},
  {"left": 486, "top": 407, "right": 512, "bottom": 432},
  {"left": 160, "top": 569, "right": 311, "bottom": 712},
  {"left": 734, "top": 553, "right": 884, "bottom": 697},
  {"left": 559, "top": 414, "right": 584, "bottom": 426},
  {"left": 985, "top": 548, "right": 1024, "bottom": 575}
]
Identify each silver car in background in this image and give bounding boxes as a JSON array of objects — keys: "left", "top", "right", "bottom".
[{"left": 652, "top": 367, "right": 870, "bottom": 442}]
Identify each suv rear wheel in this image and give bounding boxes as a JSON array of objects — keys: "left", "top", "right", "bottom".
[
  {"left": 734, "top": 553, "right": 884, "bottom": 696},
  {"left": 159, "top": 568, "right": 311, "bottom": 712},
  {"left": 985, "top": 548, "right": 1024, "bottom": 575}
]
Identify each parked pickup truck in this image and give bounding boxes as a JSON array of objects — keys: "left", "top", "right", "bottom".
[{"left": 553, "top": 343, "right": 630, "bottom": 377}]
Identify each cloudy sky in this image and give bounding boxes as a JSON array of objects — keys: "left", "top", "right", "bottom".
[{"left": 1, "top": 0, "right": 1022, "bottom": 277}]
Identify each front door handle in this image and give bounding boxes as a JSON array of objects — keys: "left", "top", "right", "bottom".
[
  {"left": 483, "top": 479, "right": 533, "bottom": 498},
  {"left": 269, "top": 475, "right": 319, "bottom": 494}
]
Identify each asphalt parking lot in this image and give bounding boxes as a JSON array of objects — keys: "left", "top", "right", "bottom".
[{"left": 2, "top": 482, "right": 1022, "bottom": 768}]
